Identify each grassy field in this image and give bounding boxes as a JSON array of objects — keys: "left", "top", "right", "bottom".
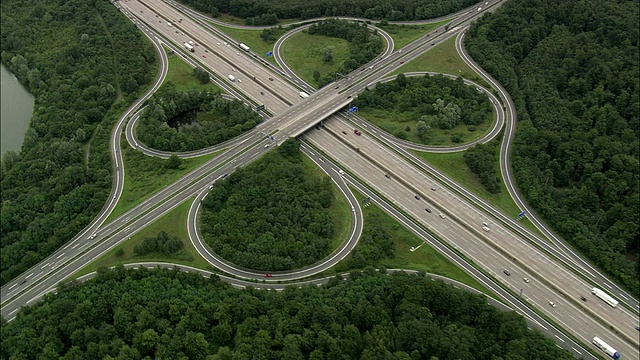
[
  {"left": 281, "top": 32, "right": 351, "bottom": 88},
  {"left": 412, "top": 150, "right": 541, "bottom": 234},
  {"left": 164, "top": 48, "right": 224, "bottom": 93},
  {"left": 330, "top": 189, "right": 493, "bottom": 296},
  {"left": 393, "top": 36, "right": 489, "bottom": 88},
  {"left": 379, "top": 20, "right": 451, "bottom": 50},
  {"left": 106, "top": 145, "right": 222, "bottom": 223},
  {"left": 76, "top": 199, "right": 214, "bottom": 277},
  {"left": 356, "top": 104, "right": 494, "bottom": 146}
]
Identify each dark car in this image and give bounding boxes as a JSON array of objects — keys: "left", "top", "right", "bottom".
[
  {"left": 269, "top": 77, "right": 273, "bottom": 81},
  {"left": 400, "top": 61, "right": 404, "bottom": 64},
  {"left": 425, "top": 208, "right": 432, "bottom": 213},
  {"left": 19, "top": 280, "right": 26, "bottom": 285},
  {"left": 415, "top": 195, "right": 420, "bottom": 200},
  {"left": 431, "top": 187, "right": 436, "bottom": 191},
  {"left": 347, "top": 95, "right": 352, "bottom": 99},
  {"left": 580, "top": 296, "right": 587, "bottom": 301},
  {"left": 354, "top": 129, "right": 361, "bottom": 136},
  {"left": 342, "top": 131, "right": 347, "bottom": 135},
  {"left": 384, "top": 174, "right": 390, "bottom": 179},
  {"left": 334, "top": 86, "right": 339, "bottom": 89},
  {"left": 503, "top": 270, "right": 511, "bottom": 276}
]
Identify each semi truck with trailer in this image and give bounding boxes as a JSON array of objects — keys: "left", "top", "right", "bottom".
[
  {"left": 592, "top": 337, "right": 620, "bottom": 359},
  {"left": 184, "top": 43, "right": 194, "bottom": 52},
  {"left": 239, "top": 43, "right": 250, "bottom": 52},
  {"left": 592, "top": 287, "right": 619, "bottom": 307}
]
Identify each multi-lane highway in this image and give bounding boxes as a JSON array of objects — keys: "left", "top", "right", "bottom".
[{"left": 2, "top": 0, "right": 638, "bottom": 359}]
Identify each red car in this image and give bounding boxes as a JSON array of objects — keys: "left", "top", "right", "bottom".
[
  {"left": 354, "top": 129, "right": 361, "bottom": 136},
  {"left": 264, "top": 274, "right": 273, "bottom": 278}
]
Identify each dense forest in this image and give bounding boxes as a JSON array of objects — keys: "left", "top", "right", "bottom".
[
  {"left": 200, "top": 140, "right": 336, "bottom": 271},
  {"left": 0, "top": 267, "right": 573, "bottom": 359},
  {"left": 465, "top": 0, "right": 639, "bottom": 294},
  {"left": 0, "top": 0, "right": 156, "bottom": 286},
  {"left": 136, "top": 85, "right": 261, "bottom": 152},
  {"left": 464, "top": 140, "right": 502, "bottom": 194},
  {"left": 179, "top": 0, "right": 481, "bottom": 24},
  {"left": 353, "top": 74, "right": 493, "bottom": 143},
  {"left": 306, "top": 19, "right": 384, "bottom": 88}
]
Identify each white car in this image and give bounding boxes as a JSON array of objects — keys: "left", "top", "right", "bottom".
[
  {"left": 439, "top": 213, "right": 446, "bottom": 219},
  {"left": 482, "top": 226, "right": 490, "bottom": 232},
  {"left": 549, "top": 301, "right": 556, "bottom": 308},
  {"left": 523, "top": 277, "right": 530, "bottom": 283}
]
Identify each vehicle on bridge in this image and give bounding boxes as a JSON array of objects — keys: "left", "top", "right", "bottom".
[
  {"left": 592, "top": 337, "right": 620, "bottom": 359},
  {"left": 592, "top": 287, "right": 619, "bottom": 307}
]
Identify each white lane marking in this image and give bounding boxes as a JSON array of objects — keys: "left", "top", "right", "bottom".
[
  {"left": 619, "top": 293, "right": 628, "bottom": 300},
  {"left": 604, "top": 283, "right": 612, "bottom": 289},
  {"left": 41, "top": 263, "right": 50, "bottom": 269},
  {"left": 25, "top": 273, "right": 33, "bottom": 279},
  {"left": 554, "top": 335, "right": 564, "bottom": 342},
  {"left": 56, "top": 253, "right": 65, "bottom": 259},
  {"left": 572, "top": 348, "right": 581, "bottom": 354},
  {"left": 9, "top": 283, "right": 17, "bottom": 290}
]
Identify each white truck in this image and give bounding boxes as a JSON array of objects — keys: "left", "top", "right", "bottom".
[
  {"left": 239, "top": 43, "right": 250, "bottom": 52},
  {"left": 592, "top": 337, "right": 620, "bottom": 359},
  {"left": 591, "top": 287, "right": 619, "bottom": 307},
  {"left": 299, "top": 91, "right": 309, "bottom": 99},
  {"left": 184, "top": 43, "right": 194, "bottom": 52},
  {"left": 228, "top": 74, "right": 236, "bottom": 82}
]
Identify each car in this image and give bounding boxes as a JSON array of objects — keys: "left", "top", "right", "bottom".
[
  {"left": 549, "top": 301, "right": 556, "bottom": 308},
  {"left": 338, "top": 170, "right": 345, "bottom": 175},
  {"left": 205, "top": 50, "right": 208, "bottom": 53},
  {"left": 415, "top": 195, "right": 420, "bottom": 200},
  {"left": 384, "top": 174, "right": 390, "bottom": 179},
  {"left": 342, "top": 131, "right": 347, "bottom": 135},
  {"left": 264, "top": 274, "right": 272, "bottom": 278},
  {"left": 354, "top": 129, "right": 361, "bottom": 136},
  {"left": 523, "top": 277, "right": 530, "bottom": 283},
  {"left": 203, "top": 55, "right": 207, "bottom": 58},
  {"left": 580, "top": 296, "right": 587, "bottom": 301},
  {"left": 636, "top": 326, "right": 640, "bottom": 331},
  {"left": 315, "top": 126, "right": 320, "bottom": 130},
  {"left": 400, "top": 61, "right": 404, "bottom": 64},
  {"left": 425, "top": 208, "right": 432, "bottom": 213},
  {"left": 439, "top": 213, "right": 446, "bottom": 219},
  {"left": 89, "top": 233, "right": 97, "bottom": 240},
  {"left": 269, "top": 77, "right": 273, "bottom": 81},
  {"left": 18, "top": 280, "right": 27, "bottom": 285},
  {"left": 482, "top": 226, "right": 490, "bottom": 232},
  {"left": 216, "top": 42, "right": 221, "bottom": 46},
  {"left": 347, "top": 95, "right": 352, "bottom": 99},
  {"left": 482, "top": 221, "right": 488, "bottom": 226},
  {"left": 236, "top": 52, "right": 240, "bottom": 55},
  {"left": 221, "top": 173, "right": 229, "bottom": 178},
  {"left": 264, "top": 144, "right": 270, "bottom": 148},
  {"left": 503, "top": 270, "right": 511, "bottom": 276},
  {"left": 335, "top": 86, "right": 339, "bottom": 89},
  {"left": 431, "top": 187, "right": 436, "bottom": 191}
]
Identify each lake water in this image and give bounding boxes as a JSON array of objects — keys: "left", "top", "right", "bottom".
[{"left": 1, "top": 63, "right": 34, "bottom": 156}]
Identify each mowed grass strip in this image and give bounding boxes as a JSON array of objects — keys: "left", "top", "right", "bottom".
[
  {"left": 281, "top": 32, "right": 351, "bottom": 88},
  {"left": 106, "top": 143, "right": 222, "bottom": 222},
  {"left": 76, "top": 199, "right": 213, "bottom": 277},
  {"left": 412, "top": 150, "right": 541, "bottom": 235},
  {"left": 381, "top": 20, "right": 450, "bottom": 50},
  {"left": 164, "top": 48, "right": 224, "bottom": 93},
  {"left": 393, "top": 36, "right": 489, "bottom": 87}
]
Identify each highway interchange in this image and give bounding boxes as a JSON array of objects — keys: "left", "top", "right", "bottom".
[{"left": 2, "top": 0, "right": 639, "bottom": 359}]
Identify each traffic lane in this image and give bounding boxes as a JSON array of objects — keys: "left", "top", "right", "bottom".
[
  {"left": 325, "top": 116, "right": 639, "bottom": 337},
  {"left": 304, "top": 127, "right": 638, "bottom": 359}
]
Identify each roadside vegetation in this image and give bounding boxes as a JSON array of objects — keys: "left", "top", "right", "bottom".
[
  {"left": 77, "top": 199, "right": 213, "bottom": 277},
  {"left": 106, "top": 144, "right": 220, "bottom": 222},
  {"left": 136, "top": 84, "right": 261, "bottom": 152},
  {"left": 164, "top": 49, "right": 224, "bottom": 93},
  {"left": 0, "top": 0, "right": 156, "bottom": 286},
  {"left": 282, "top": 19, "right": 384, "bottom": 88},
  {"left": 377, "top": 19, "right": 451, "bottom": 50},
  {"left": 1, "top": 267, "right": 573, "bottom": 359},
  {"left": 200, "top": 139, "right": 346, "bottom": 271},
  {"left": 180, "top": 0, "right": 481, "bottom": 25},
  {"left": 393, "top": 35, "right": 487, "bottom": 87},
  {"left": 354, "top": 74, "right": 493, "bottom": 145},
  {"left": 466, "top": 0, "right": 639, "bottom": 295}
]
